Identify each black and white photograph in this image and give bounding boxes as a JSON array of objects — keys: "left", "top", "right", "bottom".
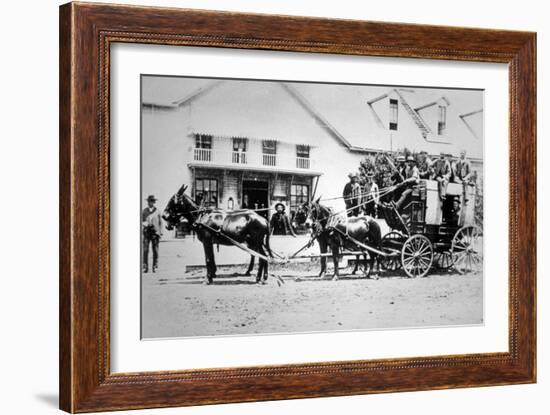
[{"left": 140, "top": 75, "right": 484, "bottom": 339}]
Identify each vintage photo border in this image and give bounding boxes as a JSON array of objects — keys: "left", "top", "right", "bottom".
[{"left": 59, "top": 2, "right": 536, "bottom": 412}]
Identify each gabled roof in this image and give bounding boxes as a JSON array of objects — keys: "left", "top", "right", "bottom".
[{"left": 142, "top": 77, "right": 483, "bottom": 159}]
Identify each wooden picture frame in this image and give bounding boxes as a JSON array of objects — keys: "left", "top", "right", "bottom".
[{"left": 59, "top": 2, "right": 536, "bottom": 412}]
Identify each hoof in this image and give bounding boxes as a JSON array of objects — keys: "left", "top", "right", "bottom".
[
  {"left": 331, "top": 275, "right": 339, "bottom": 281},
  {"left": 370, "top": 274, "right": 380, "bottom": 280},
  {"left": 318, "top": 272, "right": 326, "bottom": 279},
  {"left": 204, "top": 279, "right": 213, "bottom": 285}
]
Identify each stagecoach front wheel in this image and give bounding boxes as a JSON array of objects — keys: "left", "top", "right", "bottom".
[
  {"left": 451, "top": 226, "right": 483, "bottom": 274},
  {"left": 401, "top": 234, "right": 434, "bottom": 278},
  {"left": 379, "top": 231, "right": 405, "bottom": 272}
]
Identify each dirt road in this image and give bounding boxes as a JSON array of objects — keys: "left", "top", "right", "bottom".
[{"left": 142, "top": 259, "right": 483, "bottom": 338}]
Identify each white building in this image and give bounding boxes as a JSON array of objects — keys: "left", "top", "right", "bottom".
[{"left": 141, "top": 77, "right": 483, "bottom": 234}]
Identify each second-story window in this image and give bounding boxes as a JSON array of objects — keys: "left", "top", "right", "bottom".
[
  {"left": 232, "top": 137, "right": 247, "bottom": 164},
  {"left": 262, "top": 140, "right": 277, "bottom": 166},
  {"left": 195, "top": 134, "right": 212, "bottom": 149},
  {"left": 296, "top": 145, "right": 310, "bottom": 169},
  {"left": 438, "top": 105, "right": 447, "bottom": 135},
  {"left": 389, "top": 99, "right": 398, "bottom": 131},
  {"left": 194, "top": 134, "right": 212, "bottom": 162}
]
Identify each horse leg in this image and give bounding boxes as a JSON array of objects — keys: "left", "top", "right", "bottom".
[
  {"left": 370, "top": 253, "right": 379, "bottom": 279},
  {"left": 318, "top": 237, "right": 327, "bottom": 279},
  {"left": 244, "top": 255, "right": 255, "bottom": 276},
  {"left": 259, "top": 245, "right": 269, "bottom": 283},
  {"left": 361, "top": 254, "right": 369, "bottom": 277},
  {"left": 330, "top": 242, "right": 340, "bottom": 281},
  {"left": 351, "top": 255, "right": 360, "bottom": 275},
  {"left": 256, "top": 258, "right": 265, "bottom": 284},
  {"left": 202, "top": 242, "right": 215, "bottom": 284},
  {"left": 251, "top": 243, "right": 264, "bottom": 284}
]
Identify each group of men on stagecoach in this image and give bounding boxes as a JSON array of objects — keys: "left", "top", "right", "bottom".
[{"left": 341, "top": 150, "right": 476, "bottom": 222}]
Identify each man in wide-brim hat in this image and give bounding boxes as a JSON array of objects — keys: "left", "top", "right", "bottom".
[
  {"left": 270, "top": 202, "right": 296, "bottom": 236},
  {"left": 363, "top": 171, "right": 379, "bottom": 218},
  {"left": 453, "top": 149, "right": 473, "bottom": 202},
  {"left": 405, "top": 156, "right": 420, "bottom": 180},
  {"left": 433, "top": 152, "right": 452, "bottom": 200},
  {"left": 392, "top": 155, "right": 407, "bottom": 184},
  {"left": 343, "top": 171, "right": 361, "bottom": 217},
  {"left": 142, "top": 194, "right": 163, "bottom": 273}
]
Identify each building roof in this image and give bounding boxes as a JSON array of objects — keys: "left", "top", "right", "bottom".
[
  {"left": 142, "top": 76, "right": 484, "bottom": 159},
  {"left": 177, "top": 80, "right": 328, "bottom": 147}
]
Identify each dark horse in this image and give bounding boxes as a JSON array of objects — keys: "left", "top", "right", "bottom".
[
  {"left": 295, "top": 198, "right": 382, "bottom": 280},
  {"left": 162, "top": 184, "right": 273, "bottom": 284}
]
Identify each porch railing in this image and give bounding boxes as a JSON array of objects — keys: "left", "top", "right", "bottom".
[
  {"left": 296, "top": 157, "right": 310, "bottom": 169},
  {"left": 193, "top": 148, "right": 212, "bottom": 162},
  {"left": 192, "top": 148, "right": 313, "bottom": 170},
  {"left": 262, "top": 153, "right": 277, "bottom": 167}
]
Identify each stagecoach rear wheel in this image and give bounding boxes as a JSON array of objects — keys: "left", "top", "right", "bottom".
[
  {"left": 451, "top": 225, "right": 483, "bottom": 274},
  {"left": 401, "top": 234, "right": 434, "bottom": 278},
  {"left": 379, "top": 231, "right": 405, "bottom": 271}
]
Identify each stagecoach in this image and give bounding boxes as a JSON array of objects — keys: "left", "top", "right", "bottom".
[
  {"left": 163, "top": 179, "right": 482, "bottom": 284},
  {"left": 377, "top": 179, "right": 483, "bottom": 278}
]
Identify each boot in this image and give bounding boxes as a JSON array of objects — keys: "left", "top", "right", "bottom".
[{"left": 142, "top": 265, "right": 148, "bottom": 273}]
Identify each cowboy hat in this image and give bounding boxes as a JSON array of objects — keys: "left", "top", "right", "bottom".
[
  {"left": 274, "top": 202, "right": 286, "bottom": 210},
  {"left": 406, "top": 156, "right": 416, "bottom": 162},
  {"left": 146, "top": 195, "right": 157, "bottom": 202},
  {"left": 396, "top": 155, "right": 406, "bottom": 162}
]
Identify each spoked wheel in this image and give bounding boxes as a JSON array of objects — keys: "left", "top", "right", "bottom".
[
  {"left": 401, "top": 234, "right": 434, "bottom": 278},
  {"left": 433, "top": 250, "right": 454, "bottom": 270},
  {"left": 451, "top": 226, "right": 483, "bottom": 274},
  {"left": 379, "top": 231, "right": 405, "bottom": 272}
]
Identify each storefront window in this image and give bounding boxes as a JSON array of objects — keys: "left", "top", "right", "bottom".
[
  {"left": 195, "top": 178, "right": 218, "bottom": 207},
  {"left": 290, "top": 184, "right": 309, "bottom": 210}
]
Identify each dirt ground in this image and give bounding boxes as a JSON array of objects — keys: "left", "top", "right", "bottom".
[{"left": 142, "top": 243, "right": 483, "bottom": 338}]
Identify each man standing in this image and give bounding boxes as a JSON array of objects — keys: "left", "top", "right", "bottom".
[
  {"left": 270, "top": 203, "right": 296, "bottom": 236},
  {"left": 432, "top": 152, "right": 452, "bottom": 201},
  {"left": 454, "top": 150, "right": 472, "bottom": 202},
  {"left": 363, "top": 172, "right": 379, "bottom": 217},
  {"left": 142, "top": 195, "right": 163, "bottom": 273},
  {"left": 343, "top": 172, "right": 362, "bottom": 217}
]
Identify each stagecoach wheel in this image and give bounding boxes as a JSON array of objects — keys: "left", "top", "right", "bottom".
[
  {"left": 433, "top": 250, "right": 454, "bottom": 270},
  {"left": 451, "top": 226, "right": 483, "bottom": 274},
  {"left": 379, "top": 231, "right": 404, "bottom": 271},
  {"left": 401, "top": 235, "right": 434, "bottom": 278}
]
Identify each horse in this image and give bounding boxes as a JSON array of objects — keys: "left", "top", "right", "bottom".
[
  {"left": 296, "top": 198, "right": 382, "bottom": 280},
  {"left": 162, "top": 184, "right": 273, "bottom": 284}
]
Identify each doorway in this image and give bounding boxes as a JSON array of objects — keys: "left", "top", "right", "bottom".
[{"left": 242, "top": 180, "right": 269, "bottom": 218}]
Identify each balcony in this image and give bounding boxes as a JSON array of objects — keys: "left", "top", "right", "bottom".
[{"left": 192, "top": 148, "right": 315, "bottom": 172}]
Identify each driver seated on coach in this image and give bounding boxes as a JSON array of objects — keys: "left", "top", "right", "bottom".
[{"left": 382, "top": 156, "right": 420, "bottom": 213}]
